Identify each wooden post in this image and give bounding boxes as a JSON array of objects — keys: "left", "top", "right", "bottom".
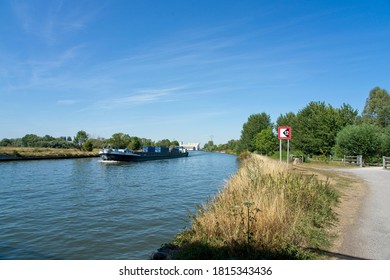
[{"left": 358, "top": 155, "right": 363, "bottom": 167}]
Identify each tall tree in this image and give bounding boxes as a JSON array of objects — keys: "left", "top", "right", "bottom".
[
  {"left": 109, "top": 133, "right": 131, "bottom": 148},
  {"left": 240, "top": 113, "right": 272, "bottom": 152},
  {"left": 362, "top": 87, "right": 390, "bottom": 128},
  {"left": 293, "top": 102, "right": 356, "bottom": 156},
  {"left": 255, "top": 128, "right": 278, "bottom": 155},
  {"left": 203, "top": 140, "right": 217, "bottom": 152},
  {"left": 382, "top": 126, "right": 390, "bottom": 156},
  {"left": 336, "top": 103, "right": 358, "bottom": 127},
  {"left": 276, "top": 112, "right": 296, "bottom": 128},
  {"left": 74, "top": 131, "right": 89, "bottom": 149},
  {"left": 276, "top": 112, "right": 297, "bottom": 150}
]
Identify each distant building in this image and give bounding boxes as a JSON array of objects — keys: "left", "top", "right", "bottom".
[{"left": 179, "top": 142, "right": 200, "bottom": 151}]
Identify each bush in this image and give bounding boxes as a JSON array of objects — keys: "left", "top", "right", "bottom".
[
  {"left": 82, "top": 140, "right": 94, "bottom": 152},
  {"left": 335, "top": 124, "right": 382, "bottom": 163},
  {"left": 238, "top": 151, "right": 252, "bottom": 161}
]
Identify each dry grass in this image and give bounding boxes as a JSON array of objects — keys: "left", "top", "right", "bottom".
[
  {"left": 0, "top": 147, "right": 98, "bottom": 157},
  {"left": 173, "top": 154, "right": 339, "bottom": 259}
]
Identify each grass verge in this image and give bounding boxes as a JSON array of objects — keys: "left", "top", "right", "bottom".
[
  {"left": 0, "top": 147, "right": 98, "bottom": 158},
  {"left": 171, "top": 154, "right": 340, "bottom": 259}
]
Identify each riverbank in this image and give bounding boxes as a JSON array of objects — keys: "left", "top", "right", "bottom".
[
  {"left": 161, "top": 154, "right": 340, "bottom": 259},
  {"left": 0, "top": 147, "right": 99, "bottom": 161}
]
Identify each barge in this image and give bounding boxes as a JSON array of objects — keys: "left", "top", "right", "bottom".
[{"left": 99, "top": 146, "right": 188, "bottom": 162}]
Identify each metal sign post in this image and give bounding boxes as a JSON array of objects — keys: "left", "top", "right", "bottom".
[
  {"left": 279, "top": 139, "right": 282, "bottom": 162},
  {"left": 278, "top": 126, "right": 292, "bottom": 166},
  {"left": 287, "top": 139, "right": 290, "bottom": 167}
]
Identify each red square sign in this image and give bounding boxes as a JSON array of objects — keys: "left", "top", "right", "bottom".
[{"left": 278, "top": 126, "right": 292, "bottom": 140}]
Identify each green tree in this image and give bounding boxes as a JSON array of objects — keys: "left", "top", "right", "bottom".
[
  {"left": 88, "top": 137, "right": 105, "bottom": 149},
  {"left": 141, "top": 138, "right": 154, "bottom": 147},
  {"left": 293, "top": 102, "right": 357, "bottom": 156},
  {"left": 74, "top": 130, "right": 89, "bottom": 149},
  {"left": 43, "top": 135, "right": 55, "bottom": 142},
  {"left": 21, "top": 134, "right": 40, "bottom": 147},
  {"left": 171, "top": 140, "right": 180, "bottom": 147},
  {"left": 109, "top": 133, "right": 131, "bottom": 148},
  {"left": 240, "top": 113, "right": 272, "bottom": 152},
  {"left": 336, "top": 103, "right": 358, "bottom": 127},
  {"left": 362, "top": 87, "right": 390, "bottom": 128},
  {"left": 0, "top": 138, "right": 13, "bottom": 146},
  {"left": 226, "top": 139, "right": 240, "bottom": 153},
  {"left": 82, "top": 140, "right": 94, "bottom": 151},
  {"left": 2, "top": 137, "right": 22, "bottom": 147},
  {"left": 128, "top": 137, "right": 142, "bottom": 150},
  {"left": 156, "top": 139, "right": 171, "bottom": 147},
  {"left": 382, "top": 126, "right": 390, "bottom": 155},
  {"left": 276, "top": 112, "right": 296, "bottom": 128},
  {"left": 203, "top": 140, "right": 217, "bottom": 152},
  {"left": 335, "top": 124, "right": 382, "bottom": 162},
  {"left": 276, "top": 112, "right": 297, "bottom": 150},
  {"left": 255, "top": 128, "right": 278, "bottom": 155}
]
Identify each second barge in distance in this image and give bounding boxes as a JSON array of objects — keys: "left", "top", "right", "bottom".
[{"left": 99, "top": 146, "right": 189, "bottom": 162}]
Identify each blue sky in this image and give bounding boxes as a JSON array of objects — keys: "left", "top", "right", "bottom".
[{"left": 1, "top": 0, "right": 390, "bottom": 145}]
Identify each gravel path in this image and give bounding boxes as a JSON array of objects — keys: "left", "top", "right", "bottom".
[{"left": 335, "top": 167, "right": 390, "bottom": 260}]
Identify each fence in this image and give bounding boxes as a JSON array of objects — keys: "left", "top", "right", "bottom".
[
  {"left": 343, "top": 155, "right": 363, "bottom": 167},
  {"left": 383, "top": 156, "right": 390, "bottom": 169},
  {"left": 290, "top": 154, "right": 304, "bottom": 164}
]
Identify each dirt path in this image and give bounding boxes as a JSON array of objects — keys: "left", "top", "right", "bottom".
[
  {"left": 336, "top": 167, "right": 390, "bottom": 259},
  {"left": 327, "top": 167, "right": 390, "bottom": 260}
]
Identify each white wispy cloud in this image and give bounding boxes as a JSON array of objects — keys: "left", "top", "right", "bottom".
[
  {"left": 11, "top": 0, "right": 104, "bottom": 44},
  {"left": 57, "top": 99, "right": 78, "bottom": 105},
  {"left": 89, "top": 86, "right": 186, "bottom": 111},
  {"left": 1, "top": 45, "right": 86, "bottom": 93}
]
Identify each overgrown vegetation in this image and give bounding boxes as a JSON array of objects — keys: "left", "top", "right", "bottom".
[{"left": 171, "top": 155, "right": 339, "bottom": 259}]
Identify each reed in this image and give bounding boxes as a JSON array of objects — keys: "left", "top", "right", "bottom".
[{"left": 173, "top": 154, "right": 338, "bottom": 259}]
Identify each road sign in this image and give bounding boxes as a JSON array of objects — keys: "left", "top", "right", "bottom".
[{"left": 278, "top": 126, "right": 292, "bottom": 140}]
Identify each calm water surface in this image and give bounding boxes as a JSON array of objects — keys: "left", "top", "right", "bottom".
[{"left": 0, "top": 151, "right": 238, "bottom": 259}]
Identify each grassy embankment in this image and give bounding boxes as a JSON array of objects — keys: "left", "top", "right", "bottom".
[
  {"left": 171, "top": 154, "right": 341, "bottom": 259},
  {"left": 0, "top": 147, "right": 99, "bottom": 158}
]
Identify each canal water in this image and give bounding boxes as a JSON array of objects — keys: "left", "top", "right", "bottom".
[{"left": 0, "top": 151, "right": 238, "bottom": 259}]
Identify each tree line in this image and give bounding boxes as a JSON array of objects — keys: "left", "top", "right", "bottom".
[
  {"left": 213, "top": 86, "right": 390, "bottom": 164},
  {"left": 0, "top": 131, "right": 180, "bottom": 152}
]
